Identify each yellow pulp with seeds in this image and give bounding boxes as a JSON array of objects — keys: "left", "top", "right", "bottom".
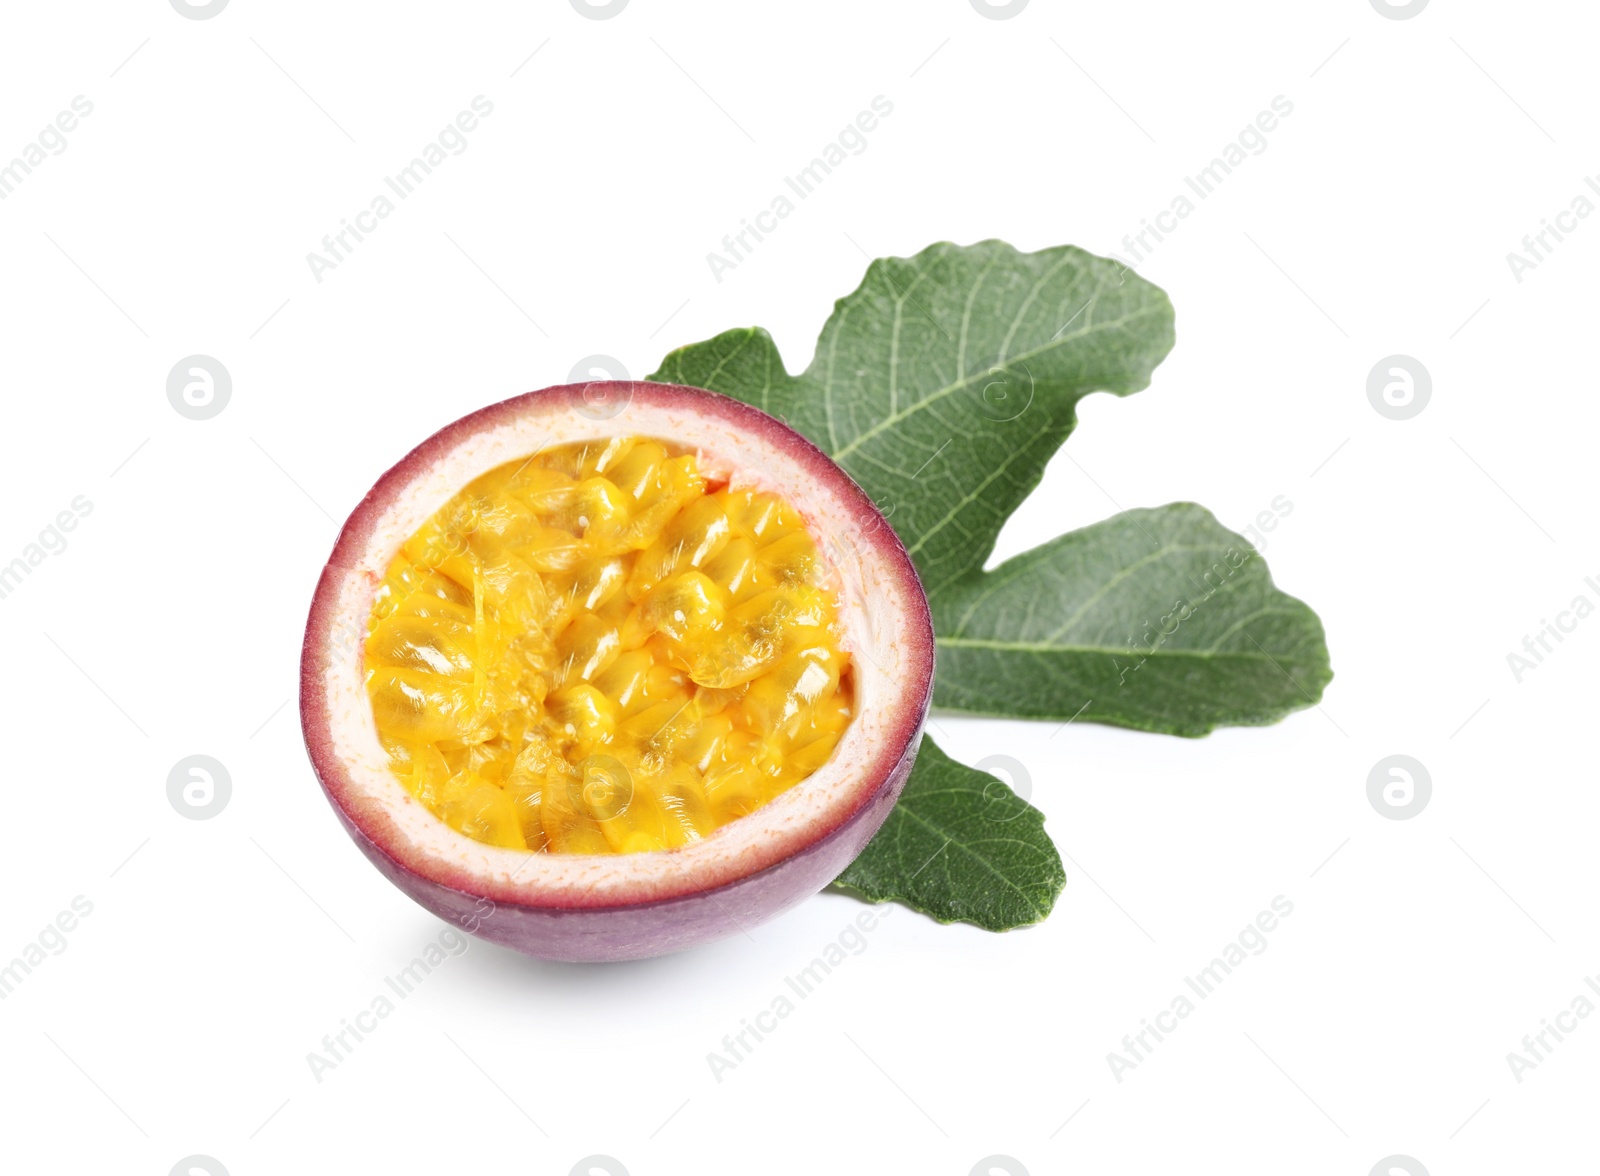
[{"left": 363, "top": 436, "right": 855, "bottom": 855}]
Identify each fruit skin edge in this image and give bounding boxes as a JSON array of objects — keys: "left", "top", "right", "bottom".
[
  {"left": 300, "top": 380, "right": 935, "bottom": 962},
  {"left": 323, "top": 720, "right": 924, "bottom": 962}
]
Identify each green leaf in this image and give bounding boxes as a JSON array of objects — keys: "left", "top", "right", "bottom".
[
  {"left": 650, "top": 239, "right": 1175, "bottom": 598},
  {"left": 647, "top": 238, "right": 1334, "bottom": 929},
  {"left": 833, "top": 737, "right": 1064, "bottom": 930},
  {"left": 930, "top": 504, "right": 1333, "bottom": 737}
]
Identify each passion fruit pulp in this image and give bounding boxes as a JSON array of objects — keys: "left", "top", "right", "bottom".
[
  {"left": 301, "top": 382, "right": 933, "bottom": 961},
  {"left": 365, "top": 436, "right": 858, "bottom": 856}
]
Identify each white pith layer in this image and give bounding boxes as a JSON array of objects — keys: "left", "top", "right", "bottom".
[{"left": 315, "top": 393, "right": 923, "bottom": 904}]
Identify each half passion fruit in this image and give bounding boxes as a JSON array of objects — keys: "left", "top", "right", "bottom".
[{"left": 300, "top": 382, "right": 934, "bottom": 961}]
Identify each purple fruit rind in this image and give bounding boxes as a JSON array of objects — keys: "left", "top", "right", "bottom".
[{"left": 301, "top": 381, "right": 935, "bottom": 961}]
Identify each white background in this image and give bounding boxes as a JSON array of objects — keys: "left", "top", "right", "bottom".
[{"left": 1, "top": 1, "right": 1595, "bottom": 1173}]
